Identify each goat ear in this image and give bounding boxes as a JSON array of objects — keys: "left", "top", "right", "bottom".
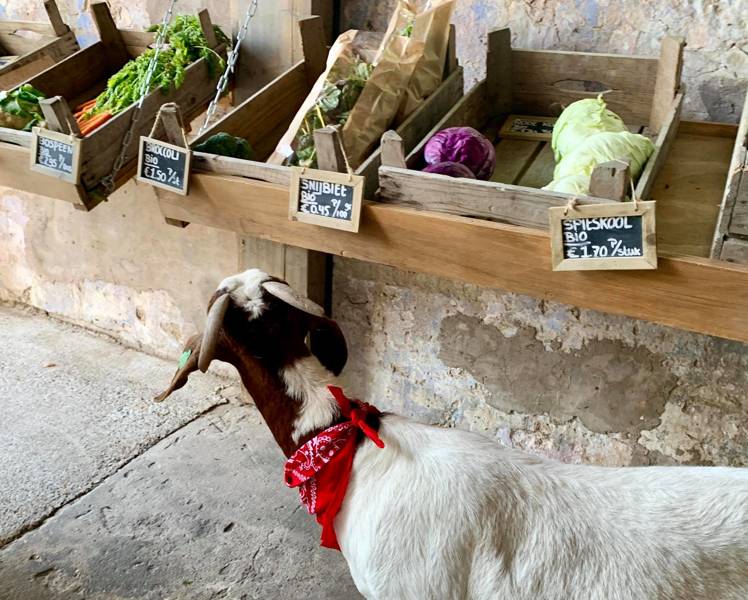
[
  {"left": 155, "top": 335, "right": 202, "bottom": 402},
  {"left": 308, "top": 316, "right": 348, "bottom": 376},
  {"left": 198, "top": 292, "right": 230, "bottom": 372}
]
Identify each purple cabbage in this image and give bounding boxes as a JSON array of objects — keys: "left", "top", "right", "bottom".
[
  {"left": 423, "top": 126, "right": 495, "bottom": 180},
  {"left": 422, "top": 161, "right": 476, "bottom": 178}
]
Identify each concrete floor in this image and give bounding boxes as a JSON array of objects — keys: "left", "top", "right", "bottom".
[{"left": 0, "top": 306, "right": 360, "bottom": 599}]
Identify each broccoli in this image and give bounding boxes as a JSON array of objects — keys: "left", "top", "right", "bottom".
[{"left": 194, "top": 132, "right": 254, "bottom": 160}]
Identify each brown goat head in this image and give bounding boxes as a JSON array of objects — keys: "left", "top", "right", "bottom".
[{"left": 155, "top": 269, "right": 347, "bottom": 453}]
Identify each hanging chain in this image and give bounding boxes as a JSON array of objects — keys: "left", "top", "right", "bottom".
[
  {"left": 198, "top": 0, "right": 259, "bottom": 136},
  {"left": 100, "top": 0, "right": 178, "bottom": 193}
]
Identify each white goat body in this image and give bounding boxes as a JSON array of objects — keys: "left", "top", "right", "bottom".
[{"left": 337, "top": 416, "right": 748, "bottom": 600}]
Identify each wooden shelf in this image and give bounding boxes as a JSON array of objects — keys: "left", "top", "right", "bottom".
[{"left": 156, "top": 120, "right": 748, "bottom": 345}]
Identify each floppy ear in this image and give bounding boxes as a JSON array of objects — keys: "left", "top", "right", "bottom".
[
  {"left": 155, "top": 334, "right": 202, "bottom": 402},
  {"left": 308, "top": 316, "right": 347, "bottom": 376}
]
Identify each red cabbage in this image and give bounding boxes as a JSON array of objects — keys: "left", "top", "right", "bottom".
[
  {"left": 423, "top": 126, "right": 495, "bottom": 180},
  {"left": 422, "top": 161, "right": 476, "bottom": 178}
]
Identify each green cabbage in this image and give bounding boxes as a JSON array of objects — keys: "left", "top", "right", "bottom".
[
  {"left": 542, "top": 173, "right": 591, "bottom": 196},
  {"left": 553, "top": 131, "right": 655, "bottom": 182},
  {"left": 551, "top": 96, "right": 626, "bottom": 162}
]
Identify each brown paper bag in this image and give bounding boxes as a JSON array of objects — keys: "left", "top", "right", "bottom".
[
  {"left": 376, "top": 0, "right": 456, "bottom": 121},
  {"left": 341, "top": 34, "right": 425, "bottom": 169}
]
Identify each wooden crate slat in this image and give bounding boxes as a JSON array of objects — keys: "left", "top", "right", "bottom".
[
  {"left": 378, "top": 166, "right": 614, "bottom": 230},
  {"left": 516, "top": 142, "right": 555, "bottom": 189},
  {"left": 511, "top": 49, "right": 659, "bottom": 124},
  {"left": 155, "top": 170, "right": 748, "bottom": 345},
  {"left": 721, "top": 237, "right": 748, "bottom": 263},
  {"left": 635, "top": 93, "right": 683, "bottom": 199},
  {"left": 489, "top": 138, "right": 540, "bottom": 184}
]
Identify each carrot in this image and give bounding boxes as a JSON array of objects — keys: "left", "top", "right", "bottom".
[
  {"left": 75, "top": 99, "right": 97, "bottom": 113},
  {"left": 78, "top": 111, "right": 112, "bottom": 136}
]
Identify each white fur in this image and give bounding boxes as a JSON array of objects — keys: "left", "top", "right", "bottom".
[
  {"left": 337, "top": 418, "right": 748, "bottom": 600},
  {"left": 283, "top": 357, "right": 748, "bottom": 600},
  {"left": 282, "top": 356, "right": 340, "bottom": 442},
  {"left": 218, "top": 269, "right": 269, "bottom": 319}
]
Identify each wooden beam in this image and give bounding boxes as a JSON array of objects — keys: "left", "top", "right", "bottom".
[
  {"left": 43, "top": 0, "right": 69, "bottom": 37},
  {"left": 197, "top": 10, "right": 218, "bottom": 50},
  {"left": 314, "top": 125, "right": 347, "bottom": 172},
  {"left": 486, "top": 28, "right": 511, "bottom": 116},
  {"left": 156, "top": 172, "right": 748, "bottom": 345},
  {"left": 649, "top": 36, "right": 685, "bottom": 133},
  {"left": 90, "top": 2, "right": 129, "bottom": 68},
  {"left": 299, "top": 16, "right": 327, "bottom": 87}
]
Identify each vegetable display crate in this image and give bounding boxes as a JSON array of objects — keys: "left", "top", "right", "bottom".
[
  {"left": 142, "top": 121, "right": 748, "bottom": 345},
  {"left": 378, "top": 27, "right": 685, "bottom": 230},
  {"left": 0, "top": 0, "right": 78, "bottom": 89},
  {"left": 711, "top": 90, "right": 748, "bottom": 264},
  {"left": 0, "top": 2, "right": 225, "bottom": 211},
  {"left": 153, "top": 17, "right": 464, "bottom": 227}
]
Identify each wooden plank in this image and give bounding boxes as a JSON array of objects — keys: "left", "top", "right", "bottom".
[
  {"left": 511, "top": 49, "right": 659, "bottom": 124},
  {"left": 379, "top": 166, "right": 613, "bottom": 230},
  {"left": 239, "top": 237, "right": 286, "bottom": 279},
  {"left": 489, "top": 138, "right": 539, "bottom": 184},
  {"left": 197, "top": 10, "right": 218, "bottom": 49},
  {"left": 0, "top": 21, "right": 55, "bottom": 36},
  {"left": 155, "top": 171, "right": 748, "bottom": 344},
  {"left": 191, "top": 61, "right": 308, "bottom": 159},
  {"left": 654, "top": 130, "right": 733, "bottom": 258},
  {"left": 486, "top": 28, "right": 511, "bottom": 116},
  {"left": 712, "top": 93, "right": 748, "bottom": 257},
  {"left": 380, "top": 131, "right": 407, "bottom": 168},
  {"left": 589, "top": 159, "right": 631, "bottom": 201},
  {"left": 310, "top": 0, "right": 334, "bottom": 44},
  {"left": 314, "top": 125, "right": 347, "bottom": 172},
  {"left": 299, "top": 16, "right": 327, "bottom": 87},
  {"left": 636, "top": 93, "right": 683, "bottom": 199},
  {"left": 649, "top": 37, "right": 685, "bottom": 134},
  {"left": 44, "top": 0, "right": 69, "bottom": 37},
  {"left": 90, "top": 2, "right": 130, "bottom": 69},
  {"left": 192, "top": 153, "right": 292, "bottom": 185},
  {"left": 728, "top": 176, "right": 748, "bottom": 236},
  {"left": 445, "top": 25, "right": 458, "bottom": 77},
  {"left": 39, "top": 96, "right": 81, "bottom": 135},
  {"left": 24, "top": 42, "right": 109, "bottom": 102},
  {"left": 516, "top": 142, "right": 555, "bottom": 189},
  {"left": 721, "top": 237, "right": 748, "bottom": 264}
]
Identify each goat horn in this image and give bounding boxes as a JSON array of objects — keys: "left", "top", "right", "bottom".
[
  {"left": 262, "top": 281, "right": 325, "bottom": 317},
  {"left": 198, "top": 293, "right": 230, "bottom": 372}
]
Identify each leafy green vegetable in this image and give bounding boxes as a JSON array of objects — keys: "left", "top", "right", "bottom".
[
  {"left": 90, "top": 16, "right": 229, "bottom": 117},
  {"left": 0, "top": 84, "right": 46, "bottom": 131},
  {"left": 399, "top": 20, "right": 415, "bottom": 37},
  {"left": 194, "top": 132, "right": 253, "bottom": 160},
  {"left": 551, "top": 96, "right": 626, "bottom": 162},
  {"left": 287, "top": 59, "right": 374, "bottom": 168}
]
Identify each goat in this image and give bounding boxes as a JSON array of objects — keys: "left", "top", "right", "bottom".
[{"left": 157, "top": 268, "right": 748, "bottom": 600}]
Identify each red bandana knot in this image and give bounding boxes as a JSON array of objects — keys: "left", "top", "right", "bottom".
[{"left": 284, "top": 386, "right": 384, "bottom": 549}]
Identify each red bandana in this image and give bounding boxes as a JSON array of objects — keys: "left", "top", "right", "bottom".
[{"left": 284, "top": 385, "right": 384, "bottom": 550}]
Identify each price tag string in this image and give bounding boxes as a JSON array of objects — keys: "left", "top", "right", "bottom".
[{"left": 563, "top": 196, "right": 579, "bottom": 216}]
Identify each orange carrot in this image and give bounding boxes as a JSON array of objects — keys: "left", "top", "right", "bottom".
[
  {"left": 78, "top": 112, "right": 112, "bottom": 136},
  {"left": 75, "top": 99, "right": 97, "bottom": 113}
]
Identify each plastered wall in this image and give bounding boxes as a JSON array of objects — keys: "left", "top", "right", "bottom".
[{"left": 1, "top": 0, "right": 746, "bottom": 467}]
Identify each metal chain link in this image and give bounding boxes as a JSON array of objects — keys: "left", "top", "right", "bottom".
[
  {"left": 198, "top": 0, "right": 259, "bottom": 136},
  {"left": 100, "top": 0, "right": 178, "bottom": 193}
]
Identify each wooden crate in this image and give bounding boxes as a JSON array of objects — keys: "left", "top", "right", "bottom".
[
  {"left": 378, "top": 27, "right": 685, "bottom": 230},
  {"left": 0, "top": 2, "right": 225, "bottom": 211},
  {"left": 0, "top": 0, "right": 78, "bottom": 89},
  {"left": 711, "top": 90, "right": 748, "bottom": 263},
  {"left": 153, "top": 18, "right": 464, "bottom": 227}
]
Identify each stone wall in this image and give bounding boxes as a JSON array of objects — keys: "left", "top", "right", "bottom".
[
  {"left": 342, "top": 0, "right": 748, "bottom": 123},
  {"left": 0, "top": 0, "right": 746, "bottom": 468}
]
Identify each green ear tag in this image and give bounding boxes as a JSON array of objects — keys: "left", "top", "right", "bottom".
[{"left": 178, "top": 349, "right": 192, "bottom": 369}]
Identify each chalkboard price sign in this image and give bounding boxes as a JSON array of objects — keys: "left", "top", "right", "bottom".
[
  {"left": 289, "top": 167, "right": 363, "bottom": 232},
  {"left": 30, "top": 127, "right": 81, "bottom": 183},
  {"left": 499, "top": 114, "right": 557, "bottom": 141},
  {"left": 549, "top": 201, "right": 657, "bottom": 271},
  {"left": 137, "top": 136, "right": 191, "bottom": 195}
]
